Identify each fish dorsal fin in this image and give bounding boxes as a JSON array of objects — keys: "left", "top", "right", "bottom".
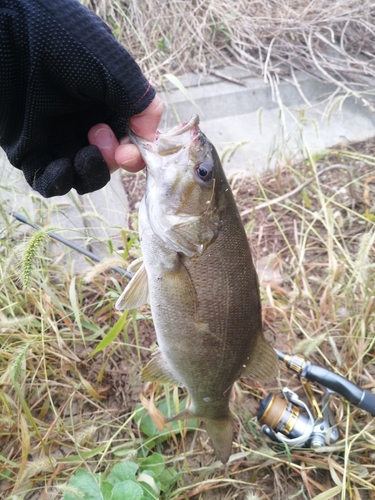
[
  {"left": 115, "top": 262, "right": 149, "bottom": 310},
  {"left": 241, "top": 335, "right": 279, "bottom": 381},
  {"left": 142, "top": 354, "right": 181, "bottom": 386}
]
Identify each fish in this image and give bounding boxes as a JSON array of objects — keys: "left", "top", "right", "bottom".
[{"left": 116, "top": 115, "right": 278, "bottom": 463}]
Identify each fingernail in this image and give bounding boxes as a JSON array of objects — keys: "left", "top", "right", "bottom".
[
  {"left": 118, "top": 144, "right": 138, "bottom": 166},
  {"left": 94, "top": 127, "right": 113, "bottom": 147},
  {"left": 121, "top": 157, "right": 136, "bottom": 167}
]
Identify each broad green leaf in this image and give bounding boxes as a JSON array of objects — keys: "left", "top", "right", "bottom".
[
  {"left": 90, "top": 310, "right": 128, "bottom": 357},
  {"left": 100, "top": 481, "right": 113, "bottom": 497},
  {"left": 134, "top": 403, "right": 158, "bottom": 439},
  {"left": 138, "top": 475, "right": 160, "bottom": 500},
  {"left": 110, "top": 480, "right": 143, "bottom": 500},
  {"left": 107, "top": 461, "right": 139, "bottom": 485},
  {"left": 63, "top": 469, "right": 103, "bottom": 500},
  {"left": 157, "top": 467, "right": 179, "bottom": 491},
  {"left": 139, "top": 453, "right": 164, "bottom": 478}
]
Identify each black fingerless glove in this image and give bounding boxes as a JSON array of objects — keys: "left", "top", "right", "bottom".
[{"left": 0, "top": 0, "right": 155, "bottom": 197}]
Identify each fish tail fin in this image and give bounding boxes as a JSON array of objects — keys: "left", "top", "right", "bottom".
[
  {"left": 165, "top": 410, "right": 233, "bottom": 463},
  {"left": 204, "top": 416, "right": 233, "bottom": 464}
]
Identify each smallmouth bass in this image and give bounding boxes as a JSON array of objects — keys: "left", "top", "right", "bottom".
[{"left": 116, "top": 115, "right": 278, "bottom": 463}]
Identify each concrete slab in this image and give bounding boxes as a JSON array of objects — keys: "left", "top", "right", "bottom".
[{"left": 160, "top": 68, "right": 375, "bottom": 175}]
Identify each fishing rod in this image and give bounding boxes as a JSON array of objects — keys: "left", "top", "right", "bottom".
[
  {"left": 10, "top": 212, "right": 375, "bottom": 446},
  {"left": 10, "top": 212, "right": 134, "bottom": 280}
]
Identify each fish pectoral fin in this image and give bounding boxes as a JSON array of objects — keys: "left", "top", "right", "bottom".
[
  {"left": 141, "top": 354, "right": 181, "bottom": 385},
  {"left": 127, "top": 257, "right": 144, "bottom": 274},
  {"left": 241, "top": 334, "right": 279, "bottom": 381},
  {"left": 115, "top": 263, "right": 149, "bottom": 310},
  {"left": 169, "top": 219, "right": 217, "bottom": 256}
]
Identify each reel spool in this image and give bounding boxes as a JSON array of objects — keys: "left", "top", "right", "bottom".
[{"left": 257, "top": 388, "right": 339, "bottom": 447}]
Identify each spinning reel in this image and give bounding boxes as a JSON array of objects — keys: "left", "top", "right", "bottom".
[{"left": 257, "top": 350, "right": 375, "bottom": 447}]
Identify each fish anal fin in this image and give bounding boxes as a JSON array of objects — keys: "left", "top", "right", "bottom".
[
  {"left": 115, "top": 263, "right": 149, "bottom": 310},
  {"left": 242, "top": 335, "right": 279, "bottom": 381},
  {"left": 141, "top": 354, "right": 181, "bottom": 386}
]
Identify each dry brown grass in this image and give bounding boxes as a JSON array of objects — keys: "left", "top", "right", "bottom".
[
  {"left": 1, "top": 2, "right": 375, "bottom": 499},
  {"left": 1, "top": 136, "right": 375, "bottom": 499},
  {"left": 87, "top": 0, "right": 375, "bottom": 110}
]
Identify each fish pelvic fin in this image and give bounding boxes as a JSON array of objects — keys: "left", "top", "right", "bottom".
[
  {"left": 166, "top": 410, "right": 233, "bottom": 464},
  {"left": 115, "top": 261, "right": 149, "bottom": 310},
  {"left": 141, "top": 354, "right": 181, "bottom": 386},
  {"left": 242, "top": 334, "right": 279, "bottom": 381}
]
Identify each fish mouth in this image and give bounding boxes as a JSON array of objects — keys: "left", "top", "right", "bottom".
[
  {"left": 129, "top": 115, "right": 201, "bottom": 157},
  {"left": 158, "top": 114, "right": 200, "bottom": 139}
]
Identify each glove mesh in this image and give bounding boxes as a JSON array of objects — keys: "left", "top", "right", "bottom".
[{"left": 0, "top": 0, "right": 155, "bottom": 197}]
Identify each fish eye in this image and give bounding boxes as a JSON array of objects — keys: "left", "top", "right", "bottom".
[{"left": 196, "top": 161, "right": 213, "bottom": 182}]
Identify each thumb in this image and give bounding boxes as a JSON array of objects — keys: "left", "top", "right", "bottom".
[{"left": 129, "top": 95, "right": 163, "bottom": 141}]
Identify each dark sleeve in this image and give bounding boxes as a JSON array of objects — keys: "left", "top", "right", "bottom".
[{"left": 0, "top": 0, "right": 155, "bottom": 197}]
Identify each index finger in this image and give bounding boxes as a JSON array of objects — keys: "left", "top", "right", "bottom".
[{"left": 129, "top": 95, "right": 163, "bottom": 141}]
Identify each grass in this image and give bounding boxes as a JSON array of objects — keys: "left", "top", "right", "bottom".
[
  {"left": 84, "top": 0, "right": 375, "bottom": 111},
  {"left": 1, "top": 2, "right": 375, "bottom": 498},
  {"left": 1, "top": 134, "right": 375, "bottom": 499}
]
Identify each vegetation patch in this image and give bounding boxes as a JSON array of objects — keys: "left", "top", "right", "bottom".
[
  {"left": 1, "top": 2, "right": 375, "bottom": 498},
  {"left": 1, "top": 135, "right": 374, "bottom": 499},
  {"left": 85, "top": 0, "right": 375, "bottom": 111}
]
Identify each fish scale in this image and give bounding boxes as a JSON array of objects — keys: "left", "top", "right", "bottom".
[{"left": 116, "top": 115, "right": 278, "bottom": 463}]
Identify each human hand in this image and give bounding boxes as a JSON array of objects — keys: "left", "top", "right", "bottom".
[
  {"left": 0, "top": 0, "right": 159, "bottom": 197},
  {"left": 88, "top": 95, "right": 163, "bottom": 173}
]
